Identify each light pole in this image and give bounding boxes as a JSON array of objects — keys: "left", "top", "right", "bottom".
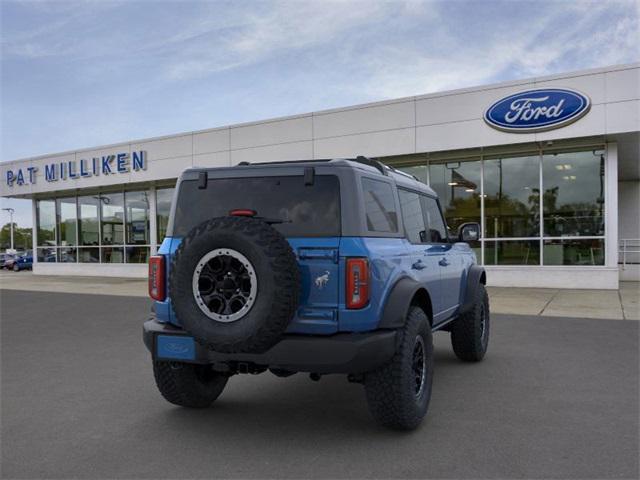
[{"left": 2, "top": 207, "right": 15, "bottom": 251}]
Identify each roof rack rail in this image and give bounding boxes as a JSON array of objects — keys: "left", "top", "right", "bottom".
[{"left": 354, "top": 156, "right": 387, "bottom": 175}]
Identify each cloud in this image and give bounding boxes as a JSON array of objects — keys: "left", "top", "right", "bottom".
[
  {"left": 349, "top": 0, "right": 640, "bottom": 100},
  {"left": 163, "top": 1, "right": 401, "bottom": 80}
]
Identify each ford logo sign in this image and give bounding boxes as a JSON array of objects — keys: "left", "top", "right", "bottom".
[
  {"left": 484, "top": 88, "right": 591, "bottom": 133},
  {"left": 165, "top": 342, "right": 189, "bottom": 354}
]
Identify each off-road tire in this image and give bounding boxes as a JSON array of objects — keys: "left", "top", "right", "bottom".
[
  {"left": 364, "top": 306, "right": 433, "bottom": 430},
  {"left": 450, "top": 283, "right": 490, "bottom": 362},
  {"left": 170, "top": 216, "right": 300, "bottom": 354},
  {"left": 153, "top": 361, "right": 228, "bottom": 408}
]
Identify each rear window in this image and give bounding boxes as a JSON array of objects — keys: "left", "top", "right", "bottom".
[
  {"left": 173, "top": 175, "right": 341, "bottom": 237},
  {"left": 361, "top": 177, "right": 398, "bottom": 233}
]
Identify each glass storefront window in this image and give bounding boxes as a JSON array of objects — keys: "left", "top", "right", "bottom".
[
  {"left": 101, "top": 247, "right": 124, "bottom": 263},
  {"left": 78, "top": 196, "right": 100, "bottom": 246},
  {"left": 37, "top": 200, "right": 56, "bottom": 246},
  {"left": 126, "top": 246, "right": 150, "bottom": 263},
  {"left": 542, "top": 150, "right": 605, "bottom": 237},
  {"left": 58, "top": 247, "right": 77, "bottom": 263},
  {"left": 100, "top": 193, "right": 124, "bottom": 246},
  {"left": 484, "top": 155, "right": 540, "bottom": 238},
  {"left": 78, "top": 247, "right": 100, "bottom": 263},
  {"left": 543, "top": 239, "right": 604, "bottom": 265},
  {"left": 125, "top": 191, "right": 150, "bottom": 245},
  {"left": 36, "top": 247, "right": 57, "bottom": 262},
  {"left": 156, "top": 187, "right": 174, "bottom": 242},
  {"left": 399, "top": 165, "right": 428, "bottom": 185},
  {"left": 484, "top": 240, "right": 540, "bottom": 266},
  {"left": 56, "top": 197, "right": 77, "bottom": 246},
  {"left": 429, "top": 160, "right": 481, "bottom": 233}
]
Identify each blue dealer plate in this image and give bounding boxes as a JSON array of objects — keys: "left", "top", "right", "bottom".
[{"left": 156, "top": 335, "right": 196, "bottom": 360}]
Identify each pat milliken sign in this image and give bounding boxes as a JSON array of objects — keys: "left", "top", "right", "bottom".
[
  {"left": 484, "top": 88, "right": 591, "bottom": 133},
  {"left": 5, "top": 150, "right": 147, "bottom": 187}
]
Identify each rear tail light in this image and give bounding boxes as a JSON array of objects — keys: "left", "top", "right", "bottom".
[
  {"left": 229, "top": 209, "right": 257, "bottom": 217},
  {"left": 346, "top": 258, "right": 369, "bottom": 309},
  {"left": 149, "top": 255, "right": 166, "bottom": 301}
]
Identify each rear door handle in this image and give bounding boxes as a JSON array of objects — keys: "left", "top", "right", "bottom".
[
  {"left": 412, "top": 260, "right": 426, "bottom": 270},
  {"left": 439, "top": 258, "right": 449, "bottom": 267}
]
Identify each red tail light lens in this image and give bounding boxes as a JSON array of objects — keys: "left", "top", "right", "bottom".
[
  {"left": 229, "top": 209, "right": 257, "bottom": 217},
  {"left": 346, "top": 258, "right": 369, "bottom": 309},
  {"left": 149, "top": 255, "right": 165, "bottom": 301}
]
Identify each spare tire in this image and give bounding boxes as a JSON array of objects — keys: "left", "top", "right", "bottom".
[{"left": 170, "top": 216, "right": 300, "bottom": 353}]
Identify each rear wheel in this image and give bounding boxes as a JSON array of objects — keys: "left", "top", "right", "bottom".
[
  {"left": 450, "top": 283, "right": 490, "bottom": 362},
  {"left": 364, "top": 306, "right": 433, "bottom": 430},
  {"left": 153, "top": 361, "right": 228, "bottom": 408}
]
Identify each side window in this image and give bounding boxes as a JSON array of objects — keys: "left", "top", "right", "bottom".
[
  {"left": 361, "top": 177, "right": 398, "bottom": 233},
  {"left": 421, "top": 196, "right": 448, "bottom": 243},
  {"left": 398, "top": 189, "right": 427, "bottom": 243}
]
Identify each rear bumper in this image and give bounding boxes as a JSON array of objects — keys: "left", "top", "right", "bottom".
[{"left": 143, "top": 318, "right": 397, "bottom": 374}]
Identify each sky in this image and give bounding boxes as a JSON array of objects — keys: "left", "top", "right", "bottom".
[{"left": 1, "top": 0, "right": 639, "bottom": 228}]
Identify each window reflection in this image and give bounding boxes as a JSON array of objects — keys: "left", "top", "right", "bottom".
[
  {"left": 484, "top": 240, "right": 540, "bottom": 265},
  {"left": 156, "top": 187, "right": 175, "bottom": 242},
  {"left": 78, "top": 247, "right": 99, "bottom": 263},
  {"left": 544, "top": 239, "right": 604, "bottom": 265},
  {"left": 429, "top": 160, "right": 481, "bottom": 233},
  {"left": 56, "top": 197, "right": 77, "bottom": 246},
  {"left": 37, "top": 200, "right": 56, "bottom": 246},
  {"left": 100, "top": 193, "right": 124, "bottom": 245},
  {"left": 78, "top": 196, "right": 100, "bottom": 246},
  {"left": 125, "top": 191, "right": 150, "bottom": 245},
  {"left": 543, "top": 151, "right": 605, "bottom": 237},
  {"left": 484, "top": 155, "right": 539, "bottom": 238},
  {"left": 101, "top": 247, "right": 124, "bottom": 263}
]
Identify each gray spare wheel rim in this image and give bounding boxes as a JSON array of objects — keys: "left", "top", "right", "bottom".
[{"left": 192, "top": 248, "right": 258, "bottom": 323}]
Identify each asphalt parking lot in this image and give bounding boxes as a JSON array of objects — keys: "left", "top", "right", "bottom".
[{"left": 1, "top": 289, "right": 638, "bottom": 479}]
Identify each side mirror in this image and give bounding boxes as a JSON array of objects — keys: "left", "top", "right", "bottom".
[{"left": 458, "top": 222, "right": 480, "bottom": 243}]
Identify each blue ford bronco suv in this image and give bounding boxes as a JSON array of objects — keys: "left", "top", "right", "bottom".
[{"left": 144, "top": 156, "right": 489, "bottom": 430}]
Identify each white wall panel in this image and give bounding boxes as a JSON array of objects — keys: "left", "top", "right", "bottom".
[
  {"left": 230, "top": 116, "right": 312, "bottom": 150},
  {"left": 314, "top": 101, "right": 414, "bottom": 138},
  {"left": 535, "top": 104, "right": 606, "bottom": 142},
  {"left": 314, "top": 128, "right": 415, "bottom": 158},
  {"left": 534, "top": 72, "right": 606, "bottom": 105},
  {"left": 230, "top": 141, "right": 313, "bottom": 164},
  {"left": 131, "top": 134, "right": 192, "bottom": 161},
  {"left": 193, "top": 128, "right": 230, "bottom": 155},
  {"left": 416, "top": 85, "right": 532, "bottom": 126},
  {"left": 416, "top": 119, "right": 536, "bottom": 152},
  {"left": 132, "top": 156, "right": 192, "bottom": 182},
  {"left": 193, "top": 151, "right": 231, "bottom": 168},
  {"left": 606, "top": 68, "right": 640, "bottom": 103},
  {"left": 486, "top": 266, "right": 619, "bottom": 289},
  {"left": 606, "top": 100, "right": 640, "bottom": 134},
  {"left": 34, "top": 262, "right": 147, "bottom": 278}
]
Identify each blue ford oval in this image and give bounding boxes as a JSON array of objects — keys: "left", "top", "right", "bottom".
[{"left": 484, "top": 88, "right": 591, "bottom": 132}]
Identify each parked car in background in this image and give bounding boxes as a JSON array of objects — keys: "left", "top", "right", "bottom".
[
  {"left": 12, "top": 253, "right": 33, "bottom": 271},
  {"left": 2, "top": 253, "right": 17, "bottom": 270},
  {"left": 0, "top": 253, "right": 10, "bottom": 266}
]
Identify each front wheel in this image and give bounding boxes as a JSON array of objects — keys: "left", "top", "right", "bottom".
[
  {"left": 153, "top": 361, "right": 228, "bottom": 408},
  {"left": 13, "top": 264, "right": 19, "bottom": 272},
  {"left": 450, "top": 283, "right": 490, "bottom": 362},
  {"left": 364, "top": 306, "right": 433, "bottom": 430}
]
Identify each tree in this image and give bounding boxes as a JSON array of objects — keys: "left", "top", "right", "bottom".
[{"left": 0, "top": 223, "right": 32, "bottom": 251}]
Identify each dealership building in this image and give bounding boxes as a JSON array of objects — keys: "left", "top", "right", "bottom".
[{"left": 1, "top": 63, "right": 638, "bottom": 289}]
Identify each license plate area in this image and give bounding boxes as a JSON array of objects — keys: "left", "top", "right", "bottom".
[{"left": 156, "top": 335, "right": 196, "bottom": 361}]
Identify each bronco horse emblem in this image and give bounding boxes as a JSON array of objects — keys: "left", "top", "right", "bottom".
[{"left": 314, "top": 271, "right": 330, "bottom": 289}]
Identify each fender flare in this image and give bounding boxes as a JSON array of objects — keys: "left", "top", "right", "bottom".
[
  {"left": 378, "top": 277, "right": 430, "bottom": 330},
  {"left": 459, "top": 265, "right": 486, "bottom": 314}
]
